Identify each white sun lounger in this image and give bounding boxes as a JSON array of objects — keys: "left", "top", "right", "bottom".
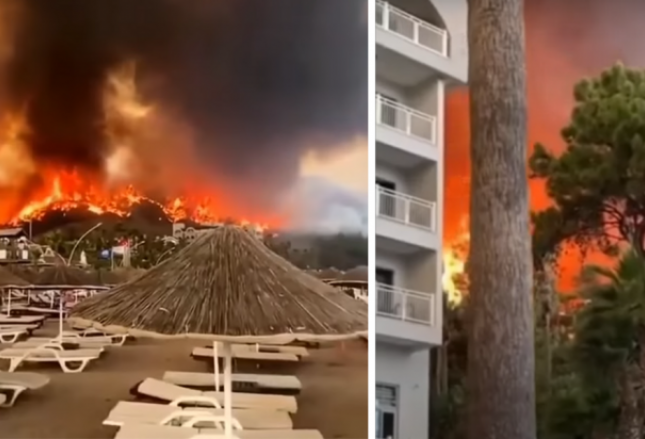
[
  {"left": 13, "top": 338, "right": 109, "bottom": 350},
  {"left": 213, "top": 343, "right": 309, "bottom": 358},
  {"left": 162, "top": 371, "right": 301, "bottom": 393},
  {"left": 104, "top": 401, "right": 293, "bottom": 430},
  {"left": 192, "top": 347, "right": 299, "bottom": 363},
  {"left": 0, "top": 371, "right": 50, "bottom": 407},
  {"left": 0, "top": 347, "right": 102, "bottom": 373},
  {"left": 114, "top": 423, "right": 324, "bottom": 439},
  {"left": 136, "top": 378, "right": 298, "bottom": 413},
  {"left": 0, "top": 315, "right": 45, "bottom": 326},
  {"left": 65, "top": 328, "right": 129, "bottom": 345},
  {"left": 29, "top": 334, "right": 120, "bottom": 347},
  {"left": 0, "top": 327, "right": 29, "bottom": 344}
]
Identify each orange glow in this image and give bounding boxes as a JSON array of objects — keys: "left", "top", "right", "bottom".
[
  {"left": 0, "top": 167, "right": 278, "bottom": 229},
  {"left": 0, "top": 61, "right": 283, "bottom": 230},
  {"left": 443, "top": 4, "right": 628, "bottom": 293}
]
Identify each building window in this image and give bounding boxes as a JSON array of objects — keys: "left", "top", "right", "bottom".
[{"left": 376, "top": 384, "right": 398, "bottom": 439}]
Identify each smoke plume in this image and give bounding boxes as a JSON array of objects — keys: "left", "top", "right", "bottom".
[
  {"left": 446, "top": 0, "right": 645, "bottom": 288},
  {"left": 0, "top": 0, "right": 367, "bottom": 209}
]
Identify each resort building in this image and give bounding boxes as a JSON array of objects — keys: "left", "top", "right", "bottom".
[{"left": 374, "top": 1, "right": 468, "bottom": 438}]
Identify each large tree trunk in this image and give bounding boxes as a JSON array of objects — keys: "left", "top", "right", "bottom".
[
  {"left": 466, "top": 0, "right": 535, "bottom": 438},
  {"left": 615, "top": 364, "right": 643, "bottom": 439}
]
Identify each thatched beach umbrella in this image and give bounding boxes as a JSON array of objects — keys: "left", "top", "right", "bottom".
[
  {"left": 32, "top": 264, "right": 97, "bottom": 288},
  {"left": 111, "top": 267, "right": 146, "bottom": 283},
  {"left": 340, "top": 265, "right": 368, "bottom": 282},
  {"left": 313, "top": 267, "right": 342, "bottom": 282},
  {"left": 0, "top": 266, "right": 31, "bottom": 288},
  {"left": 69, "top": 225, "right": 367, "bottom": 437},
  {"left": 0, "top": 266, "right": 32, "bottom": 314}
]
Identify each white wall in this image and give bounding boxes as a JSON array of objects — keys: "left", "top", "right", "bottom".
[{"left": 376, "top": 342, "right": 431, "bottom": 439}]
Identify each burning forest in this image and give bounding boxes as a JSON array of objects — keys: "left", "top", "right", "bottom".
[
  {"left": 0, "top": 0, "right": 367, "bottom": 235},
  {"left": 442, "top": 0, "right": 645, "bottom": 295}
]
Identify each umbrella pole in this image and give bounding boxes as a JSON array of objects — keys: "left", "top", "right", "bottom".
[
  {"left": 7, "top": 288, "right": 11, "bottom": 314},
  {"left": 223, "top": 342, "right": 233, "bottom": 439},
  {"left": 58, "top": 291, "right": 63, "bottom": 342},
  {"left": 213, "top": 341, "right": 220, "bottom": 392}
]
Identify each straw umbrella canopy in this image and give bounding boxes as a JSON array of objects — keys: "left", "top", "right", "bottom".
[
  {"left": 111, "top": 267, "right": 147, "bottom": 283},
  {"left": 70, "top": 225, "right": 366, "bottom": 438},
  {"left": 69, "top": 225, "right": 367, "bottom": 342},
  {"left": 0, "top": 266, "right": 32, "bottom": 315},
  {"left": 313, "top": 267, "right": 342, "bottom": 282},
  {"left": 0, "top": 266, "right": 31, "bottom": 288},
  {"left": 340, "top": 265, "right": 368, "bottom": 282},
  {"left": 32, "top": 265, "right": 98, "bottom": 289}
]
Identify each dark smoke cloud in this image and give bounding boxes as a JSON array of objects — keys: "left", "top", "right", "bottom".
[{"left": 5, "top": 0, "right": 367, "bottom": 195}]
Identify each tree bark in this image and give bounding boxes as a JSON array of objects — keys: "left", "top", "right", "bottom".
[
  {"left": 466, "top": 0, "right": 536, "bottom": 438},
  {"left": 615, "top": 364, "right": 642, "bottom": 439}
]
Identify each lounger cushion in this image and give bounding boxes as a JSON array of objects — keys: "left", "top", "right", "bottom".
[
  {"left": 0, "top": 315, "right": 45, "bottom": 324},
  {"left": 0, "top": 371, "right": 50, "bottom": 389},
  {"left": 192, "top": 347, "right": 299, "bottom": 362},
  {"left": 115, "top": 424, "right": 323, "bottom": 439},
  {"left": 105, "top": 401, "right": 293, "bottom": 430},
  {"left": 137, "top": 378, "right": 298, "bottom": 413},
  {"left": 12, "top": 339, "right": 107, "bottom": 350},
  {"left": 162, "top": 371, "right": 301, "bottom": 391},
  {"left": 0, "top": 348, "right": 102, "bottom": 360},
  {"left": 210, "top": 343, "right": 309, "bottom": 357}
]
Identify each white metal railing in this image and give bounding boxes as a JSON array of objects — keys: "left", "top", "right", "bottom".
[
  {"left": 376, "top": 95, "right": 437, "bottom": 144},
  {"left": 376, "top": 186, "right": 436, "bottom": 231},
  {"left": 375, "top": 0, "right": 449, "bottom": 57},
  {"left": 377, "top": 283, "right": 434, "bottom": 325}
]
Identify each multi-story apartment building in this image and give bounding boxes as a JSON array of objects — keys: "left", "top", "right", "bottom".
[{"left": 374, "top": 1, "right": 468, "bottom": 438}]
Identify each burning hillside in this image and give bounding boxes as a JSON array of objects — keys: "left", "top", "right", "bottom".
[
  {"left": 0, "top": 63, "right": 281, "bottom": 230},
  {"left": 0, "top": 0, "right": 367, "bottom": 233},
  {"left": 443, "top": 0, "right": 645, "bottom": 294}
]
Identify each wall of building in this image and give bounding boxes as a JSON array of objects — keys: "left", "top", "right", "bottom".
[{"left": 376, "top": 342, "right": 431, "bottom": 439}]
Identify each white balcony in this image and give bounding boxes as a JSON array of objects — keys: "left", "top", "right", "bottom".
[
  {"left": 376, "top": 186, "right": 439, "bottom": 253},
  {"left": 376, "top": 283, "right": 434, "bottom": 326},
  {"left": 377, "top": 186, "right": 436, "bottom": 231},
  {"left": 376, "top": 0, "right": 448, "bottom": 57},
  {"left": 376, "top": 95, "right": 437, "bottom": 146}
]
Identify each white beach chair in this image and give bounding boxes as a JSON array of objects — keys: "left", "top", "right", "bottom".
[
  {"left": 28, "top": 334, "right": 120, "bottom": 347},
  {"left": 104, "top": 401, "right": 293, "bottom": 430},
  {"left": 135, "top": 378, "right": 298, "bottom": 413},
  {"left": 0, "top": 327, "right": 30, "bottom": 344},
  {"left": 114, "top": 422, "right": 324, "bottom": 439},
  {"left": 0, "top": 346, "right": 102, "bottom": 373},
  {"left": 0, "top": 371, "right": 50, "bottom": 407},
  {"left": 65, "top": 328, "right": 129, "bottom": 345},
  {"left": 13, "top": 338, "right": 109, "bottom": 350},
  {"left": 0, "top": 314, "right": 45, "bottom": 326},
  {"left": 191, "top": 347, "right": 299, "bottom": 364},
  {"left": 212, "top": 343, "right": 309, "bottom": 358},
  {"left": 162, "top": 371, "right": 301, "bottom": 394}
]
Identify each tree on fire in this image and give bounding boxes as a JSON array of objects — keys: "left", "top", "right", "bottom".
[
  {"left": 466, "top": 1, "right": 535, "bottom": 439},
  {"left": 530, "top": 64, "right": 645, "bottom": 261}
]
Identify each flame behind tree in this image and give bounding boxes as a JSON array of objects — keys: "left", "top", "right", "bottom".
[{"left": 530, "top": 64, "right": 645, "bottom": 263}]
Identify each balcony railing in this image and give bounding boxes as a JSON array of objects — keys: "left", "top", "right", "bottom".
[
  {"left": 376, "top": 95, "right": 437, "bottom": 145},
  {"left": 377, "top": 283, "right": 434, "bottom": 325},
  {"left": 375, "top": 0, "right": 448, "bottom": 57},
  {"left": 377, "top": 186, "right": 436, "bottom": 231}
]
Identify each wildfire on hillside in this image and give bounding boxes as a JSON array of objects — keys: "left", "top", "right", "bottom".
[{"left": 0, "top": 62, "right": 280, "bottom": 230}]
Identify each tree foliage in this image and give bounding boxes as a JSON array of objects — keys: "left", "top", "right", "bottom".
[{"left": 530, "top": 63, "right": 645, "bottom": 260}]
